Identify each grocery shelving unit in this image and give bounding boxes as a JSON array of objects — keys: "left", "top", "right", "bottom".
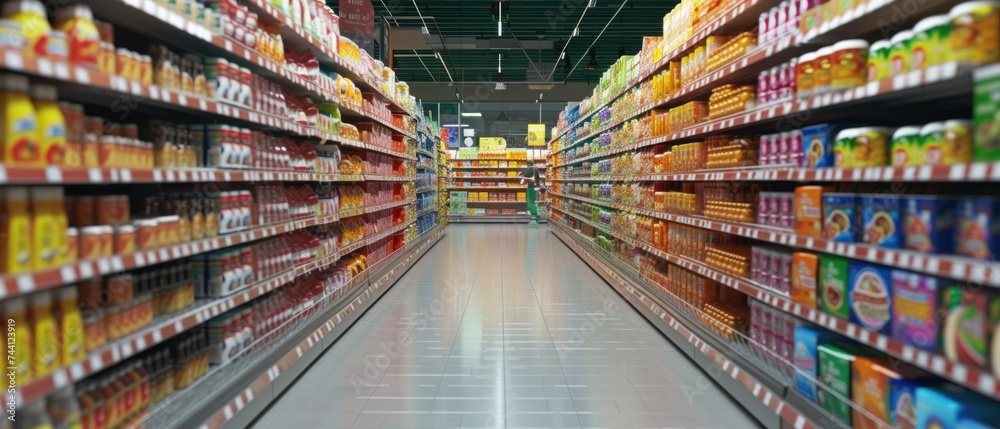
[
  {"left": 546, "top": 0, "right": 1000, "bottom": 427},
  {"left": 445, "top": 156, "right": 548, "bottom": 223},
  {"left": 0, "top": 1, "right": 445, "bottom": 428}
]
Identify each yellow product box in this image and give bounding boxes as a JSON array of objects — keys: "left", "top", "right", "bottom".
[
  {"left": 469, "top": 193, "right": 479, "bottom": 202},
  {"left": 518, "top": 192, "right": 526, "bottom": 202},
  {"left": 479, "top": 192, "right": 489, "bottom": 201}
]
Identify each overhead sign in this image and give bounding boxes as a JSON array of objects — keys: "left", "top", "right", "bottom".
[
  {"left": 479, "top": 137, "right": 507, "bottom": 153},
  {"left": 341, "top": 0, "right": 375, "bottom": 56},
  {"left": 527, "top": 124, "right": 546, "bottom": 146}
]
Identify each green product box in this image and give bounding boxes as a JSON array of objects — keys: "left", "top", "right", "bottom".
[
  {"left": 818, "top": 343, "right": 879, "bottom": 425},
  {"left": 974, "top": 64, "right": 1000, "bottom": 160},
  {"left": 819, "top": 254, "right": 850, "bottom": 319}
]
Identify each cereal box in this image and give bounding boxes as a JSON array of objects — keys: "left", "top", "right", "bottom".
[
  {"left": 904, "top": 196, "right": 957, "bottom": 254},
  {"left": 862, "top": 193, "right": 903, "bottom": 248},
  {"left": 956, "top": 197, "right": 1000, "bottom": 260},
  {"left": 823, "top": 193, "right": 859, "bottom": 243},
  {"left": 916, "top": 385, "right": 1000, "bottom": 429},
  {"left": 791, "top": 252, "right": 819, "bottom": 308},
  {"left": 795, "top": 186, "right": 825, "bottom": 237},
  {"left": 849, "top": 262, "right": 893, "bottom": 335},
  {"left": 793, "top": 326, "right": 835, "bottom": 402},
  {"left": 891, "top": 271, "right": 939, "bottom": 352},
  {"left": 818, "top": 343, "right": 879, "bottom": 424},
  {"left": 819, "top": 254, "right": 850, "bottom": 320}
]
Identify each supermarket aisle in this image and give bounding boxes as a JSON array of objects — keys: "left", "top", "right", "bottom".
[{"left": 253, "top": 225, "right": 758, "bottom": 429}]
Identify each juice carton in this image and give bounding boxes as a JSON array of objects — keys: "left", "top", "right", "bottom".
[{"left": 849, "top": 262, "right": 893, "bottom": 335}]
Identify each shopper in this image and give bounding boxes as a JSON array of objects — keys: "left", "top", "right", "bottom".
[{"left": 521, "top": 160, "right": 543, "bottom": 225}]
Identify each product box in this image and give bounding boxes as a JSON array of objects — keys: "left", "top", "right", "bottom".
[
  {"left": 891, "top": 271, "right": 939, "bottom": 352},
  {"left": 791, "top": 252, "right": 819, "bottom": 308},
  {"left": 974, "top": 64, "right": 1000, "bottom": 160},
  {"left": 956, "top": 197, "right": 1000, "bottom": 260},
  {"left": 802, "top": 123, "right": 846, "bottom": 168},
  {"left": 793, "top": 326, "right": 836, "bottom": 402},
  {"left": 916, "top": 385, "right": 1000, "bottom": 429},
  {"left": 862, "top": 193, "right": 903, "bottom": 248},
  {"left": 795, "top": 186, "right": 825, "bottom": 237},
  {"left": 891, "top": 378, "right": 923, "bottom": 429},
  {"left": 818, "top": 343, "right": 878, "bottom": 425},
  {"left": 904, "top": 196, "right": 957, "bottom": 254},
  {"left": 819, "top": 254, "right": 851, "bottom": 319},
  {"left": 940, "top": 285, "right": 1000, "bottom": 370},
  {"left": 823, "top": 193, "right": 859, "bottom": 242},
  {"left": 851, "top": 357, "right": 904, "bottom": 429},
  {"left": 848, "top": 262, "right": 893, "bottom": 335}
]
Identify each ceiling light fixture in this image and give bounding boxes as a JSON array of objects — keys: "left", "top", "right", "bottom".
[
  {"left": 442, "top": 124, "right": 471, "bottom": 128},
  {"left": 461, "top": 112, "right": 482, "bottom": 117},
  {"left": 589, "top": 0, "right": 597, "bottom": 7},
  {"left": 572, "top": 27, "right": 580, "bottom": 37}
]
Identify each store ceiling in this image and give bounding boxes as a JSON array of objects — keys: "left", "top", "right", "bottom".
[{"left": 328, "top": 0, "right": 674, "bottom": 100}]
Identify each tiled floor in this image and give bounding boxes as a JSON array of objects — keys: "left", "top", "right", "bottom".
[{"left": 252, "top": 225, "right": 759, "bottom": 429}]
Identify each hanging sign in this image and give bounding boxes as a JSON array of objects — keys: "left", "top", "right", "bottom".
[
  {"left": 341, "top": 0, "right": 375, "bottom": 56},
  {"left": 479, "top": 137, "right": 507, "bottom": 153},
  {"left": 527, "top": 124, "right": 546, "bottom": 146}
]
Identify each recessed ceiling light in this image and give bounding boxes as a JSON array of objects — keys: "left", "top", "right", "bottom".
[{"left": 461, "top": 112, "right": 482, "bottom": 117}]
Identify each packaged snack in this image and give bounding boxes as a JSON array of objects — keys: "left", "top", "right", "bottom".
[
  {"left": 891, "top": 126, "right": 924, "bottom": 166},
  {"left": 910, "top": 15, "right": 951, "bottom": 70},
  {"left": 942, "top": 119, "right": 974, "bottom": 164},
  {"left": 793, "top": 326, "right": 835, "bottom": 402},
  {"left": 956, "top": 197, "right": 1000, "bottom": 259},
  {"left": 795, "top": 186, "right": 825, "bottom": 237},
  {"left": 833, "top": 128, "right": 859, "bottom": 167},
  {"left": 974, "top": 63, "right": 1000, "bottom": 160},
  {"left": 791, "top": 252, "right": 819, "bottom": 308},
  {"left": 904, "top": 196, "right": 957, "bottom": 254},
  {"left": 830, "top": 39, "right": 868, "bottom": 89},
  {"left": 949, "top": 1, "right": 1000, "bottom": 65},
  {"left": 891, "top": 271, "right": 939, "bottom": 351},
  {"left": 940, "top": 285, "right": 999, "bottom": 369},
  {"left": 823, "top": 193, "right": 859, "bottom": 242},
  {"left": 867, "top": 39, "right": 892, "bottom": 82},
  {"left": 916, "top": 385, "right": 1000, "bottom": 428},
  {"left": 818, "top": 343, "right": 878, "bottom": 424},
  {"left": 891, "top": 378, "right": 928, "bottom": 429},
  {"left": 819, "top": 254, "right": 850, "bottom": 319},
  {"left": 852, "top": 127, "right": 890, "bottom": 167},
  {"left": 802, "top": 123, "right": 848, "bottom": 168},
  {"left": 849, "top": 262, "right": 893, "bottom": 335},
  {"left": 862, "top": 193, "right": 903, "bottom": 248},
  {"left": 852, "top": 357, "right": 910, "bottom": 429},
  {"left": 796, "top": 51, "right": 817, "bottom": 99},
  {"left": 890, "top": 30, "right": 914, "bottom": 76}
]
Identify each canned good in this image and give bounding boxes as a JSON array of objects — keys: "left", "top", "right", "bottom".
[{"left": 114, "top": 225, "right": 136, "bottom": 255}]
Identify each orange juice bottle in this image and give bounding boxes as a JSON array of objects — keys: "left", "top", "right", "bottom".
[
  {"left": 0, "top": 187, "right": 32, "bottom": 274},
  {"left": 30, "top": 187, "right": 59, "bottom": 269},
  {"left": 29, "top": 290, "right": 59, "bottom": 377},
  {"left": 0, "top": 73, "right": 40, "bottom": 164},
  {"left": 31, "top": 84, "right": 67, "bottom": 166},
  {"left": 2, "top": 297, "right": 32, "bottom": 385},
  {"left": 1, "top": 0, "right": 50, "bottom": 55},
  {"left": 56, "top": 286, "right": 84, "bottom": 364}
]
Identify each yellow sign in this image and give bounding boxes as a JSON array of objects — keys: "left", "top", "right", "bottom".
[
  {"left": 479, "top": 137, "right": 507, "bottom": 153},
  {"left": 527, "top": 124, "right": 546, "bottom": 146}
]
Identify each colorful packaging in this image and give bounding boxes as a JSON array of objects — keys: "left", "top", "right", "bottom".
[
  {"left": 957, "top": 198, "right": 1000, "bottom": 260},
  {"left": 793, "top": 326, "right": 835, "bottom": 402},
  {"left": 862, "top": 193, "right": 903, "bottom": 248},
  {"left": 849, "top": 262, "right": 893, "bottom": 335},
  {"left": 823, "top": 193, "right": 859, "bottom": 242},
  {"left": 819, "top": 254, "right": 851, "bottom": 319},
  {"left": 795, "top": 186, "right": 825, "bottom": 237},
  {"left": 803, "top": 123, "right": 852, "bottom": 168},
  {"left": 891, "top": 379, "right": 927, "bottom": 429},
  {"left": 910, "top": 15, "right": 951, "bottom": 70},
  {"left": 949, "top": 1, "right": 1000, "bottom": 65},
  {"left": 833, "top": 128, "right": 859, "bottom": 167},
  {"left": 941, "top": 285, "right": 999, "bottom": 369},
  {"left": 852, "top": 357, "right": 905, "bottom": 429},
  {"left": 921, "top": 120, "right": 974, "bottom": 166},
  {"left": 905, "top": 196, "right": 957, "bottom": 254},
  {"left": 791, "top": 252, "right": 819, "bottom": 308},
  {"left": 867, "top": 39, "right": 892, "bottom": 82},
  {"left": 891, "top": 126, "right": 924, "bottom": 166},
  {"left": 890, "top": 30, "right": 914, "bottom": 76},
  {"left": 916, "top": 385, "right": 1000, "bottom": 428},
  {"left": 835, "top": 127, "right": 891, "bottom": 167},
  {"left": 892, "top": 271, "right": 939, "bottom": 351},
  {"left": 974, "top": 63, "right": 1000, "bottom": 160},
  {"left": 830, "top": 39, "right": 869, "bottom": 89},
  {"left": 818, "top": 343, "right": 878, "bottom": 424}
]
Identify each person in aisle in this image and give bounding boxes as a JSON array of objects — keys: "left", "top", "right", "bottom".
[{"left": 521, "top": 160, "right": 543, "bottom": 225}]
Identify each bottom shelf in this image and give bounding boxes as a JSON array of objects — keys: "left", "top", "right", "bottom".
[
  {"left": 158, "top": 226, "right": 447, "bottom": 429},
  {"left": 549, "top": 222, "right": 824, "bottom": 429}
]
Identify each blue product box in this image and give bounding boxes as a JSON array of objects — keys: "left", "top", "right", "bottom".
[
  {"left": 956, "top": 197, "right": 1000, "bottom": 261},
  {"left": 862, "top": 193, "right": 903, "bottom": 249},
  {"left": 904, "top": 196, "right": 957, "bottom": 254},
  {"left": 802, "top": 123, "right": 849, "bottom": 168},
  {"left": 916, "top": 385, "right": 1000, "bottom": 429},
  {"left": 848, "top": 262, "right": 893, "bottom": 335},
  {"left": 823, "top": 193, "right": 859, "bottom": 243},
  {"left": 793, "top": 326, "right": 835, "bottom": 402}
]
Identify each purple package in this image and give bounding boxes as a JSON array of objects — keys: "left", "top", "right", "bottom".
[
  {"left": 780, "top": 193, "right": 794, "bottom": 228},
  {"left": 779, "top": 252, "right": 792, "bottom": 294},
  {"left": 759, "top": 193, "right": 771, "bottom": 225},
  {"left": 759, "top": 248, "right": 771, "bottom": 286},
  {"left": 891, "top": 270, "right": 939, "bottom": 352},
  {"left": 760, "top": 134, "right": 771, "bottom": 165},
  {"left": 752, "top": 247, "right": 762, "bottom": 282},
  {"left": 783, "top": 317, "right": 797, "bottom": 359},
  {"left": 770, "top": 193, "right": 781, "bottom": 226}
]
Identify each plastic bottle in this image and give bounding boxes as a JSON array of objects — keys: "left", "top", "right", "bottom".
[
  {"left": 29, "top": 290, "right": 59, "bottom": 377},
  {"left": 0, "top": 187, "right": 32, "bottom": 274},
  {"left": 52, "top": 187, "right": 69, "bottom": 265},
  {"left": 55, "top": 286, "right": 84, "bottom": 365},
  {"left": 30, "top": 187, "right": 58, "bottom": 270},
  {"left": 55, "top": 4, "right": 100, "bottom": 68},
  {"left": 0, "top": 73, "right": 40, "bottom": 164},
  {"left": 31, "top": 84, "right": 66, "bottom": 166},
  {"left": 1, "top": 0, "right": 49, "bottom": 55},
  {"left": 2, "top": 297, "right": 31, "bottom": 384}
]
